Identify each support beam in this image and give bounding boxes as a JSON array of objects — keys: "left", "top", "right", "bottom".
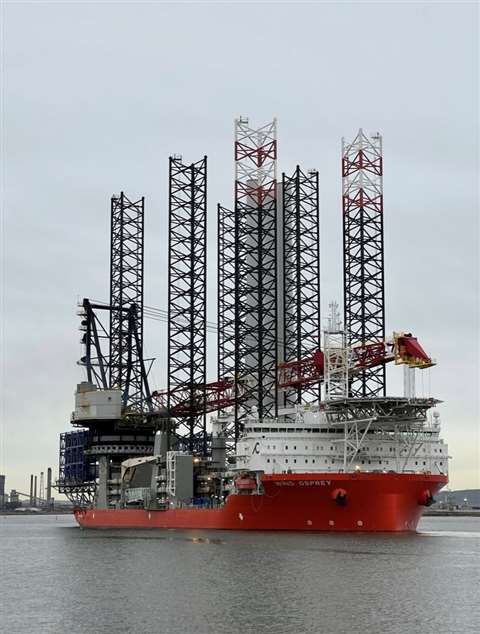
[
  {"left": 110, "top": 192, "right": 145, "bottom": 410},
  {"left": 168, "top": 156, "right": 207, "bottom": 454},
  {"left": 218, "top": 204, "right": 236, "bottom": 381},
  {"left": 234, "top": 117, "right": 278, "bottom": 429},
  {"left": 342, "top": 129, "right": 385, "bottom": 397},
  {"left": 282, "top": 166, "right": 321, "bottom": 405}
]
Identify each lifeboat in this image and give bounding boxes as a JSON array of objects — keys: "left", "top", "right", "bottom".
[{"left": 235, "top": 474, "right": 257, "bottom": 493}]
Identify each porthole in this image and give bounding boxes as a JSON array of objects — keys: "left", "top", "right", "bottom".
[
  {"left": 285, "top": 459, "right": 288, "bottom": 463},
  {"left": 267, "top": 458, "right": 270, "bottom": 463},
  {"left": 285, "top": 446, "right": 288, "bottom": 450},
  {"left": 305, "top": 459, "right": 308, "bottom": 464}
]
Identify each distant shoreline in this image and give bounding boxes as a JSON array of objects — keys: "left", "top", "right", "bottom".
[
  {"left": 1, "top": 510, "right": 73, "bottom": 516},
  {"left": 423, "top": 510, "right": 480, "bottom": 517}
]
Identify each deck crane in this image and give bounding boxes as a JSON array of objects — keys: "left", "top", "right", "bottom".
[
  {"left": 278, "top": 332, "right": 435, "bottom": 391},
  {"left": 151, "top": 332, "right": 434, "bottom": 418}
]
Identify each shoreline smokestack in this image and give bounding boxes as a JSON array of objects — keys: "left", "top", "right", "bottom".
[{"left": 46, "top": 468, "right": 52, "bottom": 509}]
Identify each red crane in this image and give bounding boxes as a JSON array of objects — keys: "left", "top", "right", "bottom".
[
  {"left": 278, "top": 333, "right": 434, "bottom": 391},
  {"left": 153, "top": 333, "right": 434, "bottom": 417},
  {"left": 152, "top": 379, "right": 236, "bottom": 417}
]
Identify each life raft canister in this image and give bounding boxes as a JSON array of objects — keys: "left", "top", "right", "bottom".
[
  {"left": 419, "top": 489, "right": 435, "bottom": 506},
  {"left": 331, "top": 488, "right": 347, "bottom": 506}
]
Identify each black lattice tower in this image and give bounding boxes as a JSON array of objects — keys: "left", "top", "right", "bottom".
[
  {"left": 217, "top": 204, "right": 236, "bottom": 381},
  {"left": 282, "top": 166, "right": 321, "bottom": 405},
  {"left": 110, "top": 193, "right": 145, "bottom": 410},
  {"left": 168, "top": 156, "right": 207, "bottom": 453},
  {"left": 234, "top": 117, "right": 278, "bottom": 427},
  {"left": 342, "top": 129, "right": 385, "bottom": 397}
]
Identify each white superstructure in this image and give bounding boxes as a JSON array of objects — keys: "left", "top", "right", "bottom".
[{"left": 234, "top": 404, "right": 449, "bottom": 476}]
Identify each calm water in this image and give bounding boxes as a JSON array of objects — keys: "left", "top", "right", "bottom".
[{"left": 1, "top": 515, "right": 479, "bottom": 634}]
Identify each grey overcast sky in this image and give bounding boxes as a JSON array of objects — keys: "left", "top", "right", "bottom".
[{"left": 1, "top": 0, "right": 478, "bottom": 493}]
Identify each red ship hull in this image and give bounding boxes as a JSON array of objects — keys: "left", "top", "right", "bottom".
[{"left": 74, "top": 472, "right": 448, "bottom": 532}]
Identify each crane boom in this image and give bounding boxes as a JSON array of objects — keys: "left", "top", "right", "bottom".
[
  {"left": 278, "top": 333, "right": 434, "bottom": 391},
  {"left": 152, "top": 333, "right": 434, "bottom": 418}
]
